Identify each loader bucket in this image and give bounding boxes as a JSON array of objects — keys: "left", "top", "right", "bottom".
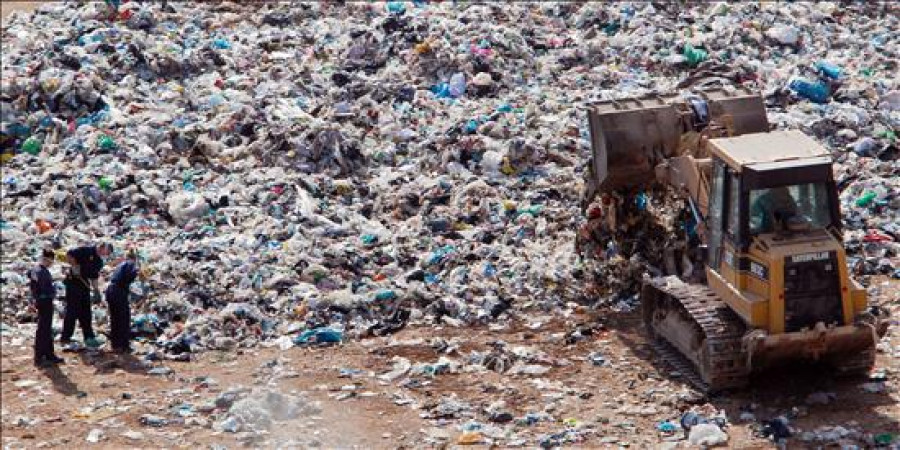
[
  {"left": 583, "top": 88, "right": 769, "bottom": 195},
  {"left": 746, "top": 323, "right": 880, "bottom": 373},
  {"left": 586, "top": 96, "right": 683, "bottom": 192}
]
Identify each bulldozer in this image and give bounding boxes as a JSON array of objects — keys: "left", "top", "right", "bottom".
[{"left": 582, "top": 87, "right": 890, "bottom": 392}]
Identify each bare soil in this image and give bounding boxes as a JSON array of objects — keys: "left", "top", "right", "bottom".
[
  {"left": 1, "top": 2, "right": 41, "bottom": 20},
  {"left": 2, "top": 301, "right": 898, "bottom": 448}
]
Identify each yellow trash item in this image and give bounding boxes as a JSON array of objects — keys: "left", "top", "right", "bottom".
[{"left": 456, "top": 431, "right": 483, "bottom": 445}]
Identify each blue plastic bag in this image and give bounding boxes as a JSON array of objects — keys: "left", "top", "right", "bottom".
[{"left": 294, "top": 327, "right": 343, "bottom": 345}]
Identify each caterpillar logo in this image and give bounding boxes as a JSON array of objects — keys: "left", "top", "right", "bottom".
[{"left": 791, "top": 252, "right": 830, "bottom": 264}]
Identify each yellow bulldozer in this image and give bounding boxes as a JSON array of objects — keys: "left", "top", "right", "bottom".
[{"left": 582, "top": 87, "right": 890, "bottom": 392}]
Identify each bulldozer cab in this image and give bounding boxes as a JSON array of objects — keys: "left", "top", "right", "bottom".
[
  {"left": 702, "top": 130, "right": 865, "bottom": 335},
  {"left": 704, "top": 130, "right": 842, "bottom": 271}
]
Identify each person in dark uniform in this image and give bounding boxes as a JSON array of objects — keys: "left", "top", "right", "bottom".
[
  {"left": 66, "top": 242, "right": 112, "bottom": 300},
  {"left": 106, "top": 249, "right": 141, "bottom": 353},
  {"left": 29, "top": 248, "right": 64, "bottom": 366},
  {"left": 65, "top": 242, "right": 112, "bottom": 347},
  {"left": 60, "top": 265, "right": 99, "bottom": 349}
]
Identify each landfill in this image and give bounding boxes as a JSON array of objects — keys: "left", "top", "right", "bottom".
[{"left": 1, "top": 1, "right": 898, "bottom": 449}]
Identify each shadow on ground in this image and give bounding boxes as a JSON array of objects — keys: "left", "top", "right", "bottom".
[{"left": 39, "top": 364, "right": 81, "bottom": 396}]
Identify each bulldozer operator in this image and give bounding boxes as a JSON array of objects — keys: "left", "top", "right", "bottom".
[{"left": 750, "top": 186, "right": 799, "bottom": 234}]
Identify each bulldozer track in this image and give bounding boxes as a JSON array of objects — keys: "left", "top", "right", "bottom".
[
  {"left": 651, "top": 338, "right": 709, "bottom": 392},
  {"left": 644, "top": 279, "right": 750, "bottom": 393}
]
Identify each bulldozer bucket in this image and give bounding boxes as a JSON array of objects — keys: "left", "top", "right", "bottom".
[
  {"left": 583, "top": 88, "right": 769, "bottom": 196},
  {"left": 586, "top": 95, "right": 683, "bottom": 193},
  {"left": 746, "top": 322, "right": 881, "bottom": 374}
]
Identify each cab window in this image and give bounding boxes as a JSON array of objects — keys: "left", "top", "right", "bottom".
[
  {"left": 749, "top": 182, "right": 832, "bottom": 234},
  {"left": 725, "top": 170, "right": 741, "bottom": 243}
]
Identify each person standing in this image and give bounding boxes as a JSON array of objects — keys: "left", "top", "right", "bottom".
[
  {"left": 64, "top": 242, "right": 111, "bottom": 347},
  {"left": 66, "top": 242, "right": 111, "bottom": 300},
  {"left": 106, "top": 249, "right": 140, "bottom": 353},
  {"left": 29, "top": 248, "right": 64, "bottom": 366},
  {"left": 60, "top": 265, "right": 99, "bottom": 350}
]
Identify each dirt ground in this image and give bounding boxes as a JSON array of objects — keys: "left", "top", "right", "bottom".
[
  {"left": 1, "top": 2, "right": 41, "bottom": 20},
  {"left": 2, "top": 294, "right": 898, "bottom": 449}
]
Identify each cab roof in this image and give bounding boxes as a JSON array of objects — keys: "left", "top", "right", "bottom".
[{"left": 708, "top": 130, "right": 832, "bottom": 170}]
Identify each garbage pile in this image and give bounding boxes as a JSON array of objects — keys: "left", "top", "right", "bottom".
[{"left": 2, "top": 2, "right": 898, "bottom": 352}]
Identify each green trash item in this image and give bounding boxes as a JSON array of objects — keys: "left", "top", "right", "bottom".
[
  {"left": 517, "top": 205, "right": 544, "bottom": 217},
  {"left": 855, "top": 191, "right": 877, "bottom": 207},
  {"left": 97, "top": 134, "right": 116, "bottom": 151},
  {"left": 683, "top": 44, "right": 708, "bottom": 67},
  {"left": 874, "top": 433, "right": 894, "bottom": 445},
  {"left": 876, "top": 129, "right": 897, "bottom": 142},
  {"left": 22, "top": 136, "right": 42, "bottom": 155},
  {"left": 98, "top": 176, "right": 113, "bottom": 191},
  {"left": 603, "top": 21, "right": 620, "bottom": 36}
]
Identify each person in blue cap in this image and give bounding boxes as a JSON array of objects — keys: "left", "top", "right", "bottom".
[
  {"left": 29, "top": 248, "right": 64, "bottom": 366},
  {"left": 105, "top": 248, "right": 141, "bottom": 353}
]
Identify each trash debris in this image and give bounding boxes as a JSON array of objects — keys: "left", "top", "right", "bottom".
[
  {"left": 456, "top": 431, "right": 484, "bottom": 445},
  {"left": 121, "top": 430, "right": 144, "bottom": 441},
  {"left": 139, "top": 415, "right": 168, "bottom": 428},
  {"left": 294, "top": 327, "right": 343, "bottom": 346},
  {"left": 688, "top": 423, "right": 729, "bottom": 447},
  {"left": 0, "top": 2, "right": 897, "bottom": 448},
  {"left": 859, "top": 382, "right": 888, "bottom": 394},
  {"left": 85, "top": 428, "right": 104, "bottom": 443},
  {"left": 762, "top": 416, "right": 792, "bottom": 442},
  {"left": 215, "top": 388, "right": 320, "bottom": 433}
]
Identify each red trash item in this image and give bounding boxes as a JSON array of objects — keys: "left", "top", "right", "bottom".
[
  {"left": 35, "top": 219, "right": 53, "bottom": 234},
  {"left": 863, "top": 230, "right": 894, "bottom": 243}
]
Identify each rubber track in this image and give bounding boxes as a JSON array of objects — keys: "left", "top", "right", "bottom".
[
  {"left": 651, "top": 338, "right": 709, "bottom": 392},
  {"left": 646, "top": 279, "right": 750, "bottom": 393}
]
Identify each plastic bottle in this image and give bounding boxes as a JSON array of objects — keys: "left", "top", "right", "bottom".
[
  {"left": 788, "top": 78, "right": 830, "bottom": 103},
  {"left": 682, "top": 44, "right": 708, "bottom": 67},
  {"left": 374, "top": 290, "right": 397, "bottom": 301},
  {"left": 431, "top": 83, "right": 451, "bottom": 98},
  {"left": 98, "top": 176, "right": 113, "bottom": 191},
  {"left": 22, "top": 136, "right": 42, "bottom": 155},
  {"left": 448, "top": 72, "right": 466, "bottom": 98},
  {"left": 212, "top": 38, "right": 231, "bottom": 50},
  {"left": 814, "top": 61, "right": 842, "bottom": 80},
  {"left": 855, "top": 191, "right": 877, "bottom": 207}
]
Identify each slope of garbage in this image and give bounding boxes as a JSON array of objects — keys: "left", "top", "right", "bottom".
[
  {"left": 1, "top": 1, "right": 899, "bottom": 447},
  {"left": 3, "top": 0, "right": 895, "bottom": 354}
]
